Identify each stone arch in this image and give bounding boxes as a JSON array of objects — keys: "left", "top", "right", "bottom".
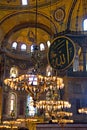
[{"left": 0, "top": 11, "right": 57, "bottom": 46}]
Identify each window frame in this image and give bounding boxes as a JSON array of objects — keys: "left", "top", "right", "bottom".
[{"left": 83, "top": 18, "right": 87, "bottom": 31}]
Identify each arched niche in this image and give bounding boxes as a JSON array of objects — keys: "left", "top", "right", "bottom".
[{"left": 0, "top": 11, "right": 57, "bottom": 46}]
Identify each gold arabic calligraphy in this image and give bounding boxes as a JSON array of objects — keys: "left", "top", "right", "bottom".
[{"left": 50, "top": 39, "right": 74, "bottom": 69}]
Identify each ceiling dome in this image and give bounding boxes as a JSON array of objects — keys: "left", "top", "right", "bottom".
[
  {"left": 0, "top": 0, "right": 87, "bottom": 47},
  {"left": 68, "top": 0, "right": 87, "bottom": 32}
]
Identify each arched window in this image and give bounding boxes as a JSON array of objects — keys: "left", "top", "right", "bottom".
[
  {"left": 22, "top": 0, "right": 28, "bottom": 5},
  {"left": 21, "top": 44, "right": 26, "bottom": 51},
  {"left": 9, "top": 93, "right": 17, "bottom": 117},
  {"left": 47, "top": 40, "right": 51, "bottom": 48},
  {"left": 46, "top": 65, "right": 52, "bottom": 76},
  {"left": 12, "top": 42, "right": 17, "bottom": 49},
  {"left": 40, "top": 43, "right": 45, "bottom": 51},
  {"left": 73, "top": 54, "right": 79, "bottom": 72},
  {"left": 83, "top": 19, "right": 87, "bottom": 31},
  {"left": 30, "top": 44, "right": 38, "bottom": 52},
  {"left": 10, "top": 66, "right": 18, "bottom": 78},
  {"left": 26, "top": 95, "right": 37, "bottom": 116},
  {"left": 31, "top": 45, "right": 34, "bottom": 52}
]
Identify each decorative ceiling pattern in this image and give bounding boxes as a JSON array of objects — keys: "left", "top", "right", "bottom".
[
  {"left": 9, "top": 28, "right": 50, "bottom": 45},
  {"left": 0, "top": 0, "right": 59, "bottom": 10},
  {"left": 0, "top": 0, "right": 87, "bottom": 48}
]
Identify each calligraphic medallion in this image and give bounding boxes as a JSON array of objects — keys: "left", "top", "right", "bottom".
[
  {"left": 54, "top": 8, "right": 65, "bottom": 22},
  {"left": 48, "top": 36, "right": 75, "bottom": 71}
]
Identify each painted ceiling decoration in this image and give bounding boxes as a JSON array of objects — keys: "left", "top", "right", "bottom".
[
  {"left": 0, "top": 0, "right": 87, "bottom": 49},
  {"left": 0, "top": 0, "right": 58, "bottom": 9}
]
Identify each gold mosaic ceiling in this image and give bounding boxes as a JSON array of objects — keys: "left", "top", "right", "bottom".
[
  {"left": 0, "top": 0, "right": 87, "bottom": 46},
  {"left": 0, "top": 0, "right": 58, "bottom": 7}
]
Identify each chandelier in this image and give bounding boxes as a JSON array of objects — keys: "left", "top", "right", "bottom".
[
  {"left": 35, "top": 73, "right": 73, "bottom": 123},
  {"left": 78, "top": 108, "right": 87, "bottom": 114},
  {"left": 37, "top": 100, "right": 71, "bottom": 113},
  {"left": 4, "top": 71, "right": 64, "bottom": 90},
  {"left": 2, "top": 110, "right": 21, "bottom": 129},
  {"left": 37, "top": 99, "right": 73, "bottom": 122},
  {"left": 4, "top": 69, "right": 64, "bottom": 105},
  {"left": 0, "top": 124, "right": 17, "bottom": 129},
  {"left": 3, "top": 120, "right": 20, "bottom": 129},
  {"left": 55, "top": 111, "right": 73, "bottom": 126}
]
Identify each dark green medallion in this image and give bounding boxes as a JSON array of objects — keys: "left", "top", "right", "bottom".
[{"left": 48, "top": 36, "right": 75, "bottom": 71}]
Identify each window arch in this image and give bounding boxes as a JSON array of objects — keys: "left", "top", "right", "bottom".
[
  {"left": 73, "top": 45, "right": 83, "bottom": 72},
  {"left": 83, "top": 19, "right": 87, "bottom": 31},
  {"left": 31, "top": 45, "right": 34, "bottom": 52},
  {"left": 47, "top": 40, "right": 51, "bottom": 48},
  {"left": 30, "top": 44, "right": 38, "bottom": 52},
  {"left": 22, "top": 0, "right": 28, "bottom": 5},
  {"left": 12, "top": 42, "right": 17, "bottom": 49},
  {"left": 9, "top": 93, "right": 17, "bottom": 117},
  {"left": 10, "top": 66, "right": 18, "bottom": 78},
  {"left": 26, "top": 95, "right": 37, "bottom": 116},
  {"left": 46, "top": 65, "right": 52, "bottom": 76},
  {"left": 21, "top": 44, "right": 26, "bottom": 51},
  {"left": 40, "top": 43, "right": 45, "bottom": 51}
]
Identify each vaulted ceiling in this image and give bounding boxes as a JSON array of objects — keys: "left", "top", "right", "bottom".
[{"left": 0, "top": 0, "right": 87, "bottom": 47}]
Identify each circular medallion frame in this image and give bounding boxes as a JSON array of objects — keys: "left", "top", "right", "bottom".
[
  {"left": 54, "top": 8, "right": 65, "bottom": 22},
  {"left": 48, "top": 36, "right": 76, "bottom": 71}
]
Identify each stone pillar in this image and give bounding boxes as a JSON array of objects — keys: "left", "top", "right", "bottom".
[{"left": 82, "top": 41, "right": 87, "bottom": 71}]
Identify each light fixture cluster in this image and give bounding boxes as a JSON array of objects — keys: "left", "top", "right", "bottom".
[
  {"left": 3, "top": 120, "right": 20, "bottom": 127},
  {"left": 37, "top": 100, "right": 73, "bottom": 121},
  {"left": 58, "top": 118, "right": 73, "bottom": 124},
  {"left": 78, "top": 108, "right": 87, "bottom": 114},
  {"left": 0, "top": 124, "right": 17, "bottom": 129},
  {"left": 4, "top": 64, "right": 73, "bottom": 124},
  {"left": 4, "top": 74, "right": 64, "bottom": 90},
  {"left": 36, "top": 93, "right": 73, "bottom": 122},
  {"left": 37, "top": 100, "right": 71, "bottom": 111},
  {"left": 4, "top": 73, "right": 64, "bottom": 105},
  {"left": 2, "top": 110, "right": 21, "bottom": 129}
]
